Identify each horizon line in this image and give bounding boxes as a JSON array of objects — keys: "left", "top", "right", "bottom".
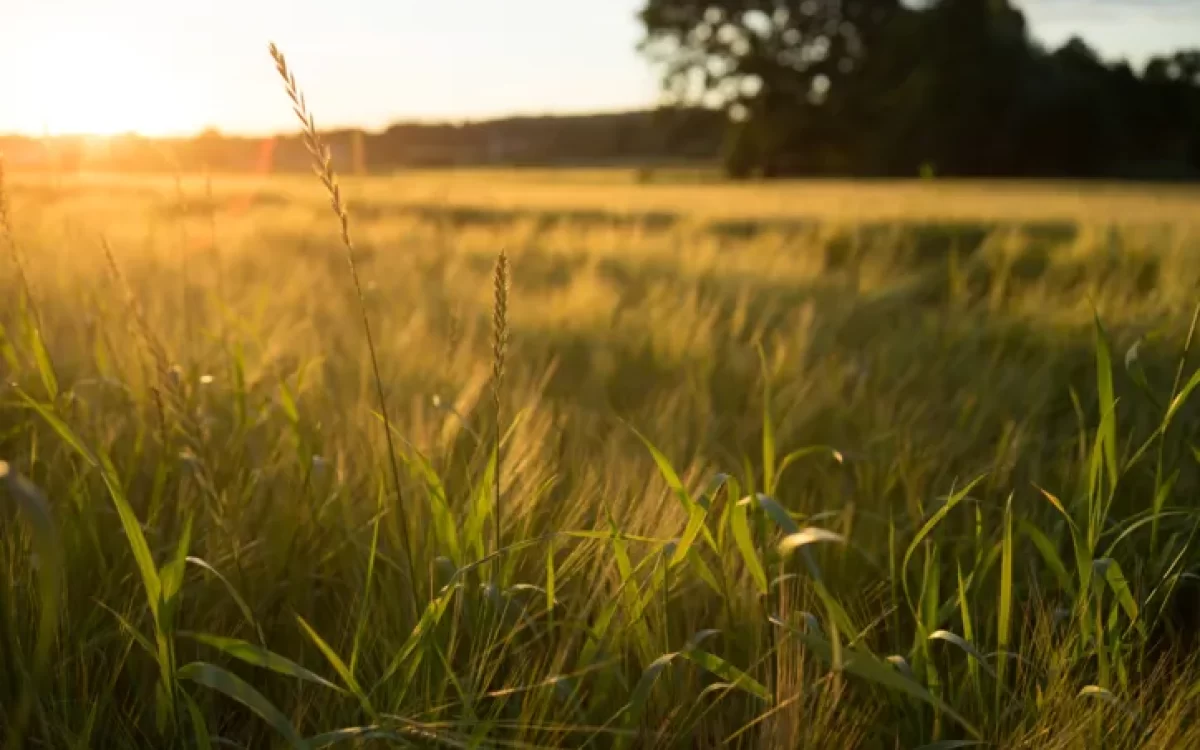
[{"left": 0, "top": 103, "right": 688, "bottom": 142}]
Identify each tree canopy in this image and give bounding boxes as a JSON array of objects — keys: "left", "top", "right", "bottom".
[{"left": 640, "top": 0, "right": 1200, "bottom": 179}]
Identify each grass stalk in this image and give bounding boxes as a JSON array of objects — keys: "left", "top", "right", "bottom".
[
  {"left": 268, "top": 42, "right": 420, "bottom": 621},
  {"left": 492, "top": 249, "right": 510, "bottom": 560}
]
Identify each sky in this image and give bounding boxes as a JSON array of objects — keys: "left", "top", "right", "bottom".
[{"left": 0, "top": 0, "right": 1196, "bottom": 137}]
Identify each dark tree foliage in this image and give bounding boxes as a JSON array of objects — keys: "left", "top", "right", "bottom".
[{"left": 640, "top": 0, "right": 1200, "bottom": 179}]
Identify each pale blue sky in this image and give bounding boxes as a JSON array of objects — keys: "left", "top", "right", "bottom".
[{"left": 0, "top": 0, "right": 1195, "bottom": 136}]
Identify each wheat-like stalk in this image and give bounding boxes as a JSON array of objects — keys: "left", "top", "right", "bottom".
[
  {"left": 491, "top": 249, "right": 509, "bottom": 559},
  {"left": 268, "top": 42, "right": 419, "bottom": 619},
  {"left": 0, "top": 155, "right": 59, "bottom": 392}
]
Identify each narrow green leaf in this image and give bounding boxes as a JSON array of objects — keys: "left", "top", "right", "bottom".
[
  {"left": 754, "top": 493, "right": 800, "bottom": 535},
  {"left": 929, "top": 630, "right": 997, "bottom": 679},
  {"left": 296, "top": 617, "right": 375, "bottom": 718},
  {"left": 616, "top": 651, "right": 679, "bottom": 748},
  {"left": 1019, "top": 519, "right": 1075, "bottom": 596},
  {"left": 731, "top": 496, "right": 767, "bottom": 595},
  {"left": 759, "top": 344, "right": 776, "bottom": 496},
  {"left": 631, "top": 426, "right": 718, "bottom": 554},
  {"left": 27, "top": 324, "right": 58, "bottom": 402},
  {"left": 160, "top": 514, "right": 193, "bottom": 611},
  {"left": 997, "top": 494, "right": 1014, "bottom": 710},
  {"left": 671, "top": 504, "right": 710, "bottom": 568},
  {"left": 901, "top": 476, "right": 985, "bottom": 620},
  {"left": 956, "top": 562, "right": 978, "bottom": 687},
  {"left": 375, "top": 583, "right": 457, "bottom": 689},
  {"left": 1094, "top": 315, "right": 1119, "bottom": 491},
  {"left": 1093, "top": 558, "right": 1141, "bottom": 633},
  {"left": 681, "top": 648, "right": 771, "bottom": 703},
  {"left": 1165, "top": 369, "right": 1200, "bottom": 429},
  {"left": 307, "top": 726, "right": 408, "bottom": 748},
  {"left": 181, "top": 632, "right": 345, "bottom": 693},
  {"left": 774, "top": 446, "right": 842, "bottom": 496},
  {"left": 181, "top": 691, "right": 213, "bottom": 750},
  {"left": 186, "top": 557, "right": 264, "bottom": 644},
  {"left": 178, "top": 661, "right": 305, "bottom": 749},
  {"left": 19, "top": 392, "right": 163, "bottom": 620}
]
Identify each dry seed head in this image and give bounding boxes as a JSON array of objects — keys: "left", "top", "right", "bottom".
[
  {"left": 269, "top": 43, "right": 353, "bottom": 252},
  {"left": 492, "top": 249, "right": 510, "bottom": 386}
]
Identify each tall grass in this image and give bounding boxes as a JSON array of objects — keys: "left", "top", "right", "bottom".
[
  {"left": 268, "top": 43, "right": 419, "bottom": 621},
  {"left": 3, "top": 59, "right": 1200, "bottom": 747}
]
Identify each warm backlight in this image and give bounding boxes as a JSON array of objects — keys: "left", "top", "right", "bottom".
[{"left": 21, "top": 30, "right": 206, "bottom": 137}]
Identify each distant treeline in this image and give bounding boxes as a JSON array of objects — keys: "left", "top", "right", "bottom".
[
  {"left": 641, "top": 0, "right": 1200, "bottom": 180},
  {"left": 0, "top": 109, "right": 725, "bottom": 174}
]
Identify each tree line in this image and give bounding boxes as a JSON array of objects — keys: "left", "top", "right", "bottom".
[
  {"left": 640, "top": 0, "right": 1200, "bottom": 179},
  {"left": 0, "top": 109, "right": 724, "bottom": 174}
]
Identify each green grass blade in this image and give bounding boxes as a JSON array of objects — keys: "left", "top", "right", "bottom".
[
  {"left": 631, "top": 426, "right": 719, "bottom": 555},
  {"left": 901, "top": 476, "right": 985, "bottom": 620},
  {"left": 671, "top": 504, "right": 710, "bottom": 568},
  {"left": 1092, "top": 559, "right": 1142, "bottom": 634},
  {"left": 928, "top": 630, "right": 997, "bottom": 679},
  {"left": 615, "top": 651, "right": 679, "bottom": 748},
  {"left": 1164, "top": 368, "right": 1200, "bottom": 430},
  {"left": 181, "top": 691, "right": 213, "bottom": 750},
  {"left": 350, "top": 482, "right": 385, "bottom": 676},
  {"left": 29, "top": 329, "right": 58, "bottom": 402},
  {"left": 731, "top": 496, "right": 768, "bottom": 595},
  {"left": 759, "top": 344, "right": 776, "bottom": 496},
  {"left": 307, "top": 726, "right": 409, "bottom": 748},
  {"left": 681, "top": 648, "right": 771, "bottom": 703},
  {"left": 158, "top": 513, "right": 193, "bottom": 633},
  {"left": 956, "top": 562, "right": 978, "bottom": 689},
  {"left": 296, "top": 616, "right": 376, "bottom": 719},
  {"left": 754, "top": 493, "right": 799, "bottom": 535},
  {"left": 178, "top": 661, "right": 306, "bottom": 749},
  {"left": 186, "top": 556, "right": 264, "bottom": 644},
  {"left": 997, "top": 494, "right": 1014, "bottom": 710},
  {"left": 18, "top": 391, "right": 163, "bottom": 620},
  {"left": 1019, "top": 519, "right": 1075, "bottom": 597},
  {"left": 1093, "top": 315, "right": 1119, "bottom": 492},
  {"left": 374, "top": 583, "right": 458, "bottom": 690},
  {"left": 181, "top": 632, "right": 346, "bottom": 693}
]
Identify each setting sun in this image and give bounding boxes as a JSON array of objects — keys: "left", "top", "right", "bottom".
[{"left": 14, "top": 28, "right": 209, "bottom": 137}]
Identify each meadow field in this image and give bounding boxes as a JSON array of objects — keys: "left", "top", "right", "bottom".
[{"left": 4, "top": 155, "right": 1200, "bottom": 748}]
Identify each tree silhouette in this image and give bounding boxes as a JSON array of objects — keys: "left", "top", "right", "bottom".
[{"left": 640, "top": 0, "right": 1200, "bottom": 180}]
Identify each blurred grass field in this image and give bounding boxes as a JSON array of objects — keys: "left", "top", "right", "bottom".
[{"left": 4, "top": 168, "right": 1200, "bottom": 748}]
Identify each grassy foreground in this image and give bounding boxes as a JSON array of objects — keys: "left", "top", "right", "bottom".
[{"left": 6, "top": 70, "right": 1200, "bottom": 750}]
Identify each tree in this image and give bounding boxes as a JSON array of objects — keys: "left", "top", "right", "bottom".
[
  {"left": 640, "top": 0, "right": 1200, "bottom": 181},
  {"left": 639, "top": 0, "right": 908, "bottom": 177}
]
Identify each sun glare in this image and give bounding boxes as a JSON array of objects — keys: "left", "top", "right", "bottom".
[{"left": 22, "top": 30, "right": 207, "bottom": 137}]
